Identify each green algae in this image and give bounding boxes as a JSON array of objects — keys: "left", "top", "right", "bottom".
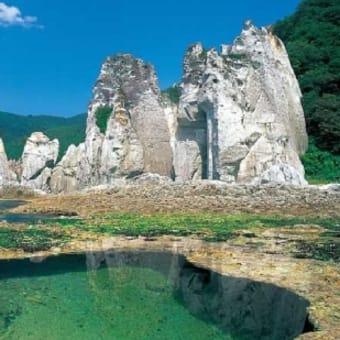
[
  {"left": 53, "top": 212, "right": 340, "bottom": 241},
  {"left": 1, "top": 212, "right": 339, "bottom": 261},
  {"left": 0, "top": 228, "right": 70, "bottom": 252},
  {"left": 294, "top": 239, "right": 340, "bottom": 262}
]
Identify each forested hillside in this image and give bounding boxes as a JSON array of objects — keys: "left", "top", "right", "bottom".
[
  {"left": 0, "top": 112, "right": 86, "bottom": 160},
  {"left": 275, "top": 0, "right": 340, "bottom": 182}
]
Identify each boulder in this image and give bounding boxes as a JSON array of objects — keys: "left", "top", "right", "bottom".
[
  {"left": 253, "top": 164, "right": 307, "bottom": 185},
  {"left": 132, "top": 173, "right": 173, "bottom": 185}
]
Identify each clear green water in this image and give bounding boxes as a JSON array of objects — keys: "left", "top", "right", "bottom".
[{"left": 0, "top": 254, "right": 229, "bottom": 340}]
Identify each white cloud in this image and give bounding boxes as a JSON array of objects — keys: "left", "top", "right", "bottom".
[{"left": 0, "top": 2, "right": 41, "bottom": 28}]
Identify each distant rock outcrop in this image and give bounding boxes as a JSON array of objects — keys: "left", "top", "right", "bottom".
[
  {"left": 0, "top": 138, "right": 17, "bottom": 186},
  {"left": 21, "top": 132, "right": 59, "bottom": 191},
  {"left": 1, "top": 21, "right": 309, "bottom": 193}
]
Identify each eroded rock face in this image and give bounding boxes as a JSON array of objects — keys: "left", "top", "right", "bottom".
[
  {"left": 51, "top": 55, "right": 173, "bottom": 193},
  {"left": 39, "top": 21, "right": 308, "bottom": 192},
  {"left": 174, "top": 21, "right": 307, "bottom": 184},
  {"left": 0, "top": 138, "right": 16, "bottom": 186},
  {"left": 50, "top": 144, "right": 85, "bottom": 193},
  {"left": 21, "top": 132, "right": 59, "bottom": 191}
]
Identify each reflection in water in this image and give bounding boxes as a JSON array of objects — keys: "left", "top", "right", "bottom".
[
  {"left": 0, "top": 200, "right": 26, "bottom": 211},
  {"left": 178, "top": 262, "right": 310, "bottom": 339},
  {"left": 0, "top": 213, "right": 58, "bottom": 223},
  {"left": 0, "top": 199, "right": 57, "bottom": 223},
  {"left": 0, "top": 251, "right": 310, "bottom": 339}
]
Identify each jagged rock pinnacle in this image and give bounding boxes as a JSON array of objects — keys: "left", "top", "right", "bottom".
[{"left": 0, "top": 22, "right": 308, "bottom": 192}]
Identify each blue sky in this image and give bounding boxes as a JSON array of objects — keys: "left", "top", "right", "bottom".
[{"left": 0, "top": 0, "right": 301, "bottom": 117}]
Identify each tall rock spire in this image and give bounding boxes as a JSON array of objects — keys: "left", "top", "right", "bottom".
[
  {"left": 51, "top": 54, "right": 173, "bottom": 193},
  {"left": 174, "top": 21, "right": 307, "bottom": 185}
]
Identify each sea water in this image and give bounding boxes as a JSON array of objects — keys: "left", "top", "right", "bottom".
[{"left": 0, "top": 252, "right": 229, "bottom": 340}]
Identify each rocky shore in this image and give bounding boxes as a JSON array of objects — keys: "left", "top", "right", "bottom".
[
  {"left": 0, "top": 181, "right": 338, "bottom": 339},
  {"left": 12, "top": 181, "right": 340, "bottom": 217}
]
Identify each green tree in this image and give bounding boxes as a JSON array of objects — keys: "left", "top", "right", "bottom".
[
  {"left": 0, "top": 112, "right": 86, "bottom": 160},
  {"left": 302, "top": 138, "right": 340, "bottom": 183},
  {"left": 95, "top": 106, "right": 112, "bottom": 134},
  {"left": 162, "top": 85, "right": 181, "bottom": 104},
  {"left": 275, "top": 0, "right": 340, "bottom": 154}
]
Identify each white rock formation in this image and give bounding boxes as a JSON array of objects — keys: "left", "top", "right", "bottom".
[
  {"left": 253, "top": 164, "right": 307, "bottom": 185},
  {"left": 21, "top": 132, "right": 59, "bottom": 191},
  {"left": 0, "top": 138, "right": 17, "bottom": 186},
  {"left": 174, "top": 21, "right": 307, "bottom": 184},
  {"left": 49, "top": 21, "right": 308, "bottom": 192},
  {"left": 50, "top": 144, "right": 85, "bottom": 193},
  {"left": 51, "top": 55, "right": 173, "bottom": 193}
]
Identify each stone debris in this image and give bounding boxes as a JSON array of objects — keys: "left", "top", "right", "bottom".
[{"left": 14, "top": 181, "right": 340, "bottom": 218}]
